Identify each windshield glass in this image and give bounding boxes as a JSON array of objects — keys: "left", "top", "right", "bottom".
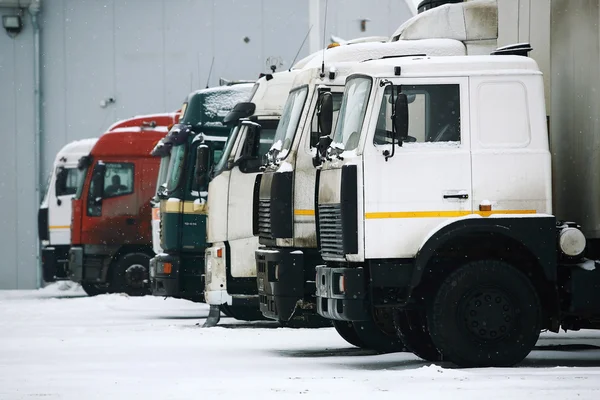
[
  {"left": 165, "top": 144, "right": 186, "bottom": 192},
  {"left": 74, "top": 167, "right": 89, "bottom": 200},
  {"left": 270, "top": 86, "right": 308, "bottom": 159},
  {"left": 213, "top": 125, "right": 240, "bottom": 175},
  {"left": 332, "top": 77, "right": 372, "bottom": 152},
  {"left": 154, "top": 155, "right": 171, "bottom": 198}
]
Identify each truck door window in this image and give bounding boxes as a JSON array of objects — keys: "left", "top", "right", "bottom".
[
  {"left": 55, "top": 167, "right": 79, "bottom": 196},
  {"left": 374, "top": 84, "right": 460, "bottom": 145},
  {"left": 309, "top": 92, "right": 343, "bottom": 148},
  {"left": 103, "top": 163, "right": 134, "bottom": 198}
]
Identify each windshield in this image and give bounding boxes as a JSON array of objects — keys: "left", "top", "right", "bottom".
[
  {"left": 154, "top": 155, "right": 171, "bottom": 198},
  {"left": 165, "top": 144, "right": 186, "bottom": 192},
  {"left": 213, "top": 125, "right": 240, "bottom": 175},
  {"left": 74, "top": 167, "right": 89, "bottom": 200},
  {"left": 332, "top": 77, "right": 372, "bottom": 152},
  {"left": 270, "top": 86, "right": 308, "bottom": 159}
]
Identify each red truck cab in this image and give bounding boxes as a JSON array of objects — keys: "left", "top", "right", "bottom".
[{"left": 69, "top": 113, "right": 179, "bottom": 296}]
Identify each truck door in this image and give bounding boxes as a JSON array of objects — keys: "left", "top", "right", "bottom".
[
  {"left": 83, "top": 161, "right": 139, "bottom": 245},
  {"left": 363, "top": 78, "right": 472, "bottom": 259},
  {"left": 227, "top": 120, "right": 277, "bottom": 277},
  {"left": 49, "top": 166, "right": 79, "bottom": 245}
]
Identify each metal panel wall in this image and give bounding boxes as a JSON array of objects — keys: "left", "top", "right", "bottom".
[{"left": 0, "top": 0, "right": 413, "bottom": 289}]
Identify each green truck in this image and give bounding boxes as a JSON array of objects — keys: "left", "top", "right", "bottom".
[{"left": 149, "top": 83, "right": 254, "bottom": 301}]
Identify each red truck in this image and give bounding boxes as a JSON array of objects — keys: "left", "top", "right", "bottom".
[{"left": 68, "top": 112, "right": 179, "bottom": 296}]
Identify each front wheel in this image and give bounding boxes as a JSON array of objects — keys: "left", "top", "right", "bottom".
[
  {"left": 332, "top": 320, "right": 367, "bottom": 348},
  {"left": 428, "top": 259, "right": 542, "bottom": 368},
  {"left": 353, "top": 308, "right": 406, "bottom": 353},
  {"left": 111, "top": 253, "right": 151, "bottom": 296},
  {"left": 393, "top": 309, "right": 441, "bottom": 362},
  {"left": 81, "top": 282, "right": 110, "bottom": 296}
]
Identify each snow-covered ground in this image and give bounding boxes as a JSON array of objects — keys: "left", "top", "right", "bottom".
[{"left": 1, "top": 283, "right": 600, "bottom": 399}]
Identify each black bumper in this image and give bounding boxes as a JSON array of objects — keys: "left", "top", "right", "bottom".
[
  {"left": 315, "top": 265, "right": 370, "bottom": 321},
  {"left": 42, "top": 245, "right": 70, "bottom": 282},
  {"left": 256, "top": 248, "right": 314, "bottom": 322},
  {"left": 150, "top": 253, "right": 204, "bottom": 301}
]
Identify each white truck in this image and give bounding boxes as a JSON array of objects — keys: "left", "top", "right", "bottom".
[
  {"left": 254, "top": 0, "right": 498, "bottom": 348},
  {"left": 203, "top": 70, "right": 298, "bottom": 324},
  {"left": 38, "top": 138, "right": 98, "bottom": 282},
  {"left": 313, "top": 0, "right": 600, "bottom": 367}
]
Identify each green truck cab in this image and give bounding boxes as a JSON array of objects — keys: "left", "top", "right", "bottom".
[{"left": 149, "top": 83, "right": 254, "bottom": 301}]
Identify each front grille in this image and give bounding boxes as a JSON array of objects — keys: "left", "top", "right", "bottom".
[
  {"left": 318, "top": 203, "right": 344, "bottom": 259},
  {"left": 258, "top": 199, "right": 272, "bottom": 239}
]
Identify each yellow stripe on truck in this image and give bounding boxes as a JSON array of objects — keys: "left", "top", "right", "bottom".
[
  {"left": 162, "top": 200, "right": 207, "bottom": 215},
  {"left": 294, "top": 209, "right": 315, "bottom": 216},
  {"left": 365, "top": 210, "right": 537, "bottom": 219},
  {"left": 49, "top": 225, "right": 70, "bottom": 230}
]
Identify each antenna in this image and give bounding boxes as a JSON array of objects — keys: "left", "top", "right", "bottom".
[
  {"left": 197, "top": 53, "right": 201, "bottom": 88},
  {"left": 320, "top": 0, "right": 329, "bottom": 78},
  {"left": 205, "top": 57, "right": 215, "bottom": 88},
  {"left": 289, "top": 25, "right": 313, "bottom": 71}
]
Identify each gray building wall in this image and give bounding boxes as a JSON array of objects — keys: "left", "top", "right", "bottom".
[{"left": 0, "top": 0, "right": 413, "bottom": 289}]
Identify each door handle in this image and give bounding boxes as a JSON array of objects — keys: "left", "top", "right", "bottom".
[
  {"left": 126, "top": 218, "right": 136, "bottom": 225},
  {"left": 443, "top": 193, "right": 469, "bottom": 200}
]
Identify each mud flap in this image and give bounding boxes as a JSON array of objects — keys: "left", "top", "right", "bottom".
[{"left": 202, "top": 305, "right": 221, "bottom": 327}]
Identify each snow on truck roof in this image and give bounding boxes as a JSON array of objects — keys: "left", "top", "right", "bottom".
[
  {"left": 183, "top": 83, "right": 254, "bottom": 125},
  {"left": 348, "top": 55, "right": 541, "bottom": 78},
  {"left": 91, "top": 112, "right": 179, "bottom": 158},
  {"left": 54, "top": 138, "right": 98, "bottom": 165}
]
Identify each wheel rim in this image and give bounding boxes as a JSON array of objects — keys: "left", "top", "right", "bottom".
[
  {"left": 460, "top": 287, "right": 516, "bottom": 343},
  {"left": 125, "top": 264, "right": 148, "bottom": 289}
]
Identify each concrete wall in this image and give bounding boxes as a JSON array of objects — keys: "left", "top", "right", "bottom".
[{"left": 0, "top": 0, "right": 414, "bottom": 289}]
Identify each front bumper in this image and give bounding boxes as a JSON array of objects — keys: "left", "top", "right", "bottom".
[
  {"left": 256, "top": 248, "right": 313, "bottom": 322},
  {"left": 315, "top": 265, "right": 370, "bottom": 321},
  {"left": 150, "top": 253, "right": 204, "bottom": 301},
  {"left": 42, "top": 245, "right": 70, "bottom": 282}
]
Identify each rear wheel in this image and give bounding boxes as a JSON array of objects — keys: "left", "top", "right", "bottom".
[
  {"left": 111, "top": 253, "right": 151, "bottom": 296},
  {"left": 332, "top": 320, "right": 367, "bottom": 348},
  {"left": 428, "top": 259, "right": 541, "bottom": 367},
  {"left": 353, "top": 308, "right": 406, "bottom": 353},
  {"left": 393, "top": 309, "right": 441, "bottom": 361}
]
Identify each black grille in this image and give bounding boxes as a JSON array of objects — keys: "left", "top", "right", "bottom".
[
  {"left": 318, "top": 203, "right": 344, "bottom": 259},
  {"left": 258, "top": 199, "right": 272, "bottom": 239}
]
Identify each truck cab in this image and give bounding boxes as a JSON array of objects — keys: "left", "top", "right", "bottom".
[
  {"left": 39, "top": 138, "right": 98, "bottom": 282},
  {"left": 254, "top": 38, "right": 470, "bottom": 334},
  {"left": 203, "top": 71, "right": 301, "bottom": 323},
  {"left": 69, "top": 113, "right": 179, "bottom": 296},
  {"left": 149, "top": 84, "right": 254, "bottom": 302}
]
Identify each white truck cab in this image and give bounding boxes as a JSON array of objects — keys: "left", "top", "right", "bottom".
[
  {"left": 253, "top": 37, "right": 472, "bottom": 335},
  {"left": 203, "top": 70, "right": 299, "bottom": 323},
  {"left": 313, "top": 52, "right": 575, "bottom": 367},
  {"left": 38, "top": 138, "right": 98, "bottom": 282}
]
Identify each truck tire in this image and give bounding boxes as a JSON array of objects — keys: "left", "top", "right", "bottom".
[
  {"left": 428, "top": 259, "right": 541, "bottom": 367},
  {"left": 352, "top": 308, "right": 406, "bottom": 353},
  {"left": 81, "top": 283, "right": 110, "bottom": 296},
  {"left": 393, "top": 309, "right": 441, "bottom": 362},
  {"left": 332, "top": 320, "right": 367, "bottom": 348},
  {"left": 111, "top": 253, "right": 151, "bottom": 296}
]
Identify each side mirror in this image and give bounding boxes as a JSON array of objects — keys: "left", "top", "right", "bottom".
[
  {"left": 194, "top": 144, "right": 210, "bottom": 190},
  {"left": 240, "top": 123, "right": 261, "bottom": 161},
  {"left": 223, "top": 102, "right": 256, "bottom": 126},
  {"left": 55, "top": 167, "right": 67, "bottom": 196},
  {"left": 90, "top": 163, "right": 105, "bottom": 202},
  {"left": 394, "top": 93, "right": 409, "bottom": 140},
  {"left": 312, "top": 92, "right": 334, "bottom": 148},
  {"left": 312, "top": 135, "right": 333, "bottom": 167}
]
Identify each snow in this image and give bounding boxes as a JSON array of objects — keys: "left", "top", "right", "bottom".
[
  {"left": 167, "top": 197, "right": 181, "bottom": 203},
  {"left": 579, "top": 259, "right": 597, "bottom": 271},
  {"left": 2, "top": 285, "right": 600, "bottom": 399},
  {"left": 277, "top": 161, "right": 293, "bottom": 173}
]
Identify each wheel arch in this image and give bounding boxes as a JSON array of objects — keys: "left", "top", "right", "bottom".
[{"left": 411, "top": 216, "right": 559, "bottom": 327}]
